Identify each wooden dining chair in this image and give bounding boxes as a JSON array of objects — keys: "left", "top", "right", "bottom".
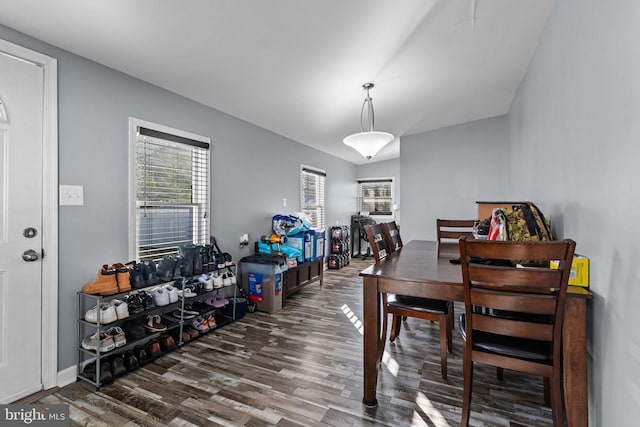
[
  {"left": 381, "top": 220, "right": 403, "bottom": 253},
  {"left": 436, "top": 219, "right": 476, "bottom": 256},
  {"left": 457, "top": 237, "right": 576, "bottom": 427},
  {"left": 365, "top": 223, "right": 453, "bottom": 380}
]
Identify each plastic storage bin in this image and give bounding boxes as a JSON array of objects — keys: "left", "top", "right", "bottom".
[{"left": 239, "top": 255, "right": 285, "bottom": 313}]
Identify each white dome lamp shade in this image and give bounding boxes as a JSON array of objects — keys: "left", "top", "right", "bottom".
[{"left": 343, "top": 83, "right": 394, "bottom": 160}]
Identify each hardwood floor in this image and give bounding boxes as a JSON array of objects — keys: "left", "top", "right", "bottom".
[{"left": 38, "top": 258, "right": 553, "bottom": 426}]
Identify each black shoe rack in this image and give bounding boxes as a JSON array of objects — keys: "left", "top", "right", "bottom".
[{"left": 77, "top": 264, "right": 242, "bottom": 390}]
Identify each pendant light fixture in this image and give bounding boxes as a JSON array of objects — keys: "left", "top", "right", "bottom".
[{"left": 343, "top": 82, "right": 394, "bottom": 160}]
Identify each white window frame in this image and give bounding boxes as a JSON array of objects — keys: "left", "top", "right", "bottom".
[
  {"left": 357, "top": 177, "right": 395, "bottom": 220},
  {"left": 300, "top": 164, "right": 326, "bottom": 230},
  {"left": 128, "top": 117, "right": 211, "bottom": 261}
]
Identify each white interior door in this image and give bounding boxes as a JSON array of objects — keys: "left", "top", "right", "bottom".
[{"left": 0, "top": 49, "right": 45, "bottom": 403}]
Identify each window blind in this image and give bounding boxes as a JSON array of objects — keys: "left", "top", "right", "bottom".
[
  {"left": 135, "top": 127, "right": 209, "bottom": 260},
  {"left": 300, "top": 166, "right": 326, "bottom": 229},
  {"left": 357, "top": 178, "right": 393, "bottom": 215}
]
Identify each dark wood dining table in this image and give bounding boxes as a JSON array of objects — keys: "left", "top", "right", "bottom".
[{"left": 360, "top": 240, "right": 590, "bottom": 427}]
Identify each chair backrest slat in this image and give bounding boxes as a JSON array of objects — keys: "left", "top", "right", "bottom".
[
  {"left": 470, "top": 289, "right": 557, "bottom": 315},
  {"left": 382, "top": 221, "right": 403, "bottom": 253},
  {"left": 365, "top": 223, "right": 391, "bottom": 263},
  {"left": 472, "top": 313, "right": 554, "bottom": 341},
  {"left": 437, "top": 219, "right": 475, "bottom": 255}
]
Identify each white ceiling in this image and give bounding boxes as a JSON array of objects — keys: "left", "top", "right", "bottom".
[{"left": 0, "top": 0, "right": 553, "bottom": 165}]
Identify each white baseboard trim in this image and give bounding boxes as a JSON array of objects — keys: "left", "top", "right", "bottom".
[{"left": 56, "top": 365, "right": 77, "bottom": 388}]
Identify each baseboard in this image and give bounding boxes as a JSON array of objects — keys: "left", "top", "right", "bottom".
[{"left": 57, "top": 365, "right": 77, "bottom": 388}]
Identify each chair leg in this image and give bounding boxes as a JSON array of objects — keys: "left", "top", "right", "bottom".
[
  {"left": 543, "top": 376, "right": 551, "bottom": 406},
  {"left": 390, "top": 315, "right": 400, "bottom": 342},
  {"left": 497, "top": 367, "right": 504, "bottom": 381},
  {"left": 446, "top": 311, "right": 453, "bottom": 353},
  {"left": 439, "top": 316, "right": 448, "bottom": 380},
  {"left": 549, "top": 370, "right": 566, "bottom": 427},
  {"left": 461, "top": 347, "right": 473, "bottom": 426},
  {"left": 378, "top": 308, "right": 388, "bottom": 365}
]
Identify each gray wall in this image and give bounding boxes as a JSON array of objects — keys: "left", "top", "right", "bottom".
[
  {"left": 0, "top": 25, "right": 357, "bottom": 371},
  {"left": 508, "top": 0, "right": 640, "bottom": 424},
  {"left": 400, "top": 116, "right": 509, "bottom": 241}
]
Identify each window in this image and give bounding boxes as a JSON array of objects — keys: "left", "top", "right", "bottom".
[
  {"left": 129, "top": 118, "right": 210, "bottom": 261},
  {"left": 357, "top": 178, "right": 393, "bottom": 216},
  {"left": 300, "top": 166, "right": 326, "bottom": 229}
]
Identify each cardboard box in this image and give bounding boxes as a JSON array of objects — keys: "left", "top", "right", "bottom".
[{"left": 551, "top": 254, "right": 589, "bottom": 288}]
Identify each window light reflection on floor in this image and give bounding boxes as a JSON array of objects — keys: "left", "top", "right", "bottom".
[
  {"left": 415, "top": 391, "right": 449, "bottom": 427},
  {"left": 341, "top": 304, "right": 399, "bottom": 377}
]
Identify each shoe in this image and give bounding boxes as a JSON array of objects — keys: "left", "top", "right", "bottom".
[
  {"left": 164, "top": 284, "right": 179, "bottom": 303},
  {"left": 82, "top": 265, "right": 119, "bottom": 296},
  {"left": 113, "top": 262, "right": 132, "bottom": 292},
  {"left": 223, "top": 253, "right": 233, "bottom": 266},
  {"left": 106, "top": 326, "right": 127, "bottom": 347},
  {"left": 81, "top": 331, "right": 116, "bottom": 352},
  {"left": 198, "top": 274, "right": 214, "bottom": 291},
  {"left": 191, "top": 317, "right": 209, "bottom": 332},
  {"left": 212, "top": 272, "right": 224, "bottom": 289},
  {"left": 84, "top": 303, "right": 117, "bottom": 324},
  {"left": 172, "top": 308, "right": 197, "bottom": 320},
  {"left": 150, "top": 287, "right": 170, "bottom": 306},
  {"left": 141, "top": 259, "right": 159, "bottom": 286},
  {"left": 157, "top": 255, "right": 177, "bottom": 282},
  {"left": 139, "top": 291, "right": 155, "bottom": 310},
  {"left": 183, "top": 326, "right": 200, "bottom": 339},
  {"left": 159, "top": 334, "right": 177, "bottom": 352},
  {"left": 228, "top": 271, "right": 237, "bottom": 285},
  {"left": 123, "top": 319, "right": 146, "bottom": 340},
  {"left": 125, "top": 293, "right": 144, "bottom": 315},
  {"left": 215, "top": 253, "right": 226, "bottom": 269},
  {"left": 146, "top": 339, "right": 162, "bottom": 358},
  {"left": 126, "top": 261, "right": 146, "bottom": 289},
  {"left": 181, "top": 330, "right": 191, "bottom": 343},
  {"left": 144, "top": 314, "right": 167, "bottom": 332},
  {"left": 177, "top": 288, "right": 197, "bottom": 299},
  {"left": 110, "top": 299, "right": 129, "bottom": 320},
  {"left": 222, "top": 273, "right": 232, "bottom": 287},
  {"left": 179, "top": 244, "right": 197, "bottom": 277},
  {"left": 206, "top": 314, "right": 217, "bottom": 329},
  {"left": 110, "top": 354, "right": 127, "bottom": 377},
  {"left": 123, "top": 350, "right": 139, "bottom": 370},
  {"left": 206, "top": 295, "right": 229, "bottom": 308},
  {"left": 134, "top": 345, "right": 149, "bottom": 365},
  {"left": 82, "top": 361, "right": 112, "bottom": 384},
  {"left": 173, "top": 255, "right": 184, "bottom": 280}
]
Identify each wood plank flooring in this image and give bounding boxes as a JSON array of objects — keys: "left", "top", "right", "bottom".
[{"left": 37, "top": 258, "right": 553, "bottom": 426}]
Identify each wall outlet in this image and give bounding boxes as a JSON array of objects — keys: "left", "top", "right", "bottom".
[{"left": 59, "top": 185, "right": 84, "bottom": 206}]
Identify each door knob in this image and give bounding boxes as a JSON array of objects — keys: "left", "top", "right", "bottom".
[{"left": 22, "top": 249, "right": 39, "bottom": 262}]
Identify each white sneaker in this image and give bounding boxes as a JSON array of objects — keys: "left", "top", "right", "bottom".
[
  {"left": 177, "top": 288, "right": 197, "bottom": 299},
  {"left": 198, "top": 274, "right": 214, "bottom": 291},
  {"left": 110, "top": 299, "right": 129, "bottom": 320},
  {"left": 212, "top": 272, "right": 224, "bottom": 289},
  {"left": 84, "top": 303, "right": 117, "bottom": 324},
  {"left": 228, "top": 271, "right": 237, "bottom": 285},
  {"left": 164, "top": 284, "right": 179, "bottom": 303},
  {"left": 151, "top": 287, "right": 170, "bottom": 306},
  {"left": 106, "top": 326, "right": 127, "bottom": 347},
  {"left": 81, "top": 331, "right": 116, "bottom": 352},
  {"left": 222, "top": 273, "right": 232, "bottom": 287}
]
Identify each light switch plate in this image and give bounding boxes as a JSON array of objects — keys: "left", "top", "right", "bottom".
[{"left": 59, "top": 185, "right": 84, "bottom": 206}]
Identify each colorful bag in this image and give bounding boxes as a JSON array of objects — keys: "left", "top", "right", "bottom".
[{"left": 488, "top": 202, "right": 553, "bottom": 241}]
